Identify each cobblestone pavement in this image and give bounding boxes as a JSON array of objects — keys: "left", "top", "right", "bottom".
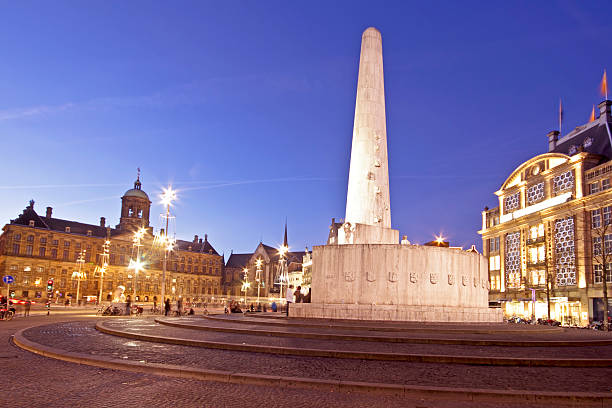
[
  {"left": 0, "top": 314, "right": 483, "bottom": 408},
  {"left": 21, "top": 319, "right": 612, "bottom": 392},
  {"left": 99, "top": 317, "right": 612, "bottom": 359}
]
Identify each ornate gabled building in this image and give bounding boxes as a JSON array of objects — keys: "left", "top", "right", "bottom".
[
  {"left": 224, "top": 226, "right": 310, "bottom": 299},
  {"left": 480, "top": 100, "right": 612, "bottom": 324},
  {"left": 0, "top": 175, "right": 224, "bottom": 304}
]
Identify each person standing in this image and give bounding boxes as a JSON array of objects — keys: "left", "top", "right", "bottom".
[
  {"left": 24, "top": 300, "right": 31, "bottom": 317},
  {"left": 164, "top": 298, "right": 171, "bottom": 316},
  {"left": 177, "top": 297, "right": 183, "bottom": 316},
  {"left": 285, "top": 284, "right": 294, "bottom": 317},
  {"left": 294, "top": 286, "right": 302, "bottom": 303}
]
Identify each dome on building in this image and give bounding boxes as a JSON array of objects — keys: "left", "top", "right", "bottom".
[{"left": 122, "top": 187, "right": 149, "bottom": 200}]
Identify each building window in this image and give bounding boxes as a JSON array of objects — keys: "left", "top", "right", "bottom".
[
  {"left": 64, "top": 241, "right": 70, "bottom": 247},
  {"left": 489, "top": 255, "right": 500, "bottom": 270},
  {"left": 592, "top": 209, "right": 602, "bottom": 229},
  {"left": 14, "top": 234, "right": 21, "bottom": 241},
  {"left": 40, "top": 237, "right": 47, "bottom": 244},
  {"left": 26, "top": 245, "right": 33, "bottom": 256},
  {"left": 555, "top": 217, "right": 576, "bottom": 286},
  {"left": 27, "top": 235, "right": 34, "bottom": 243},
  {"left": 553, "top": 171, "right": 574, "bottom": 194},
  {"left": 488, "top": 237, "right": 500, "bottom": 252},
  {"left": 37, "top": 266, "right": 44, "bottom": 273},
  {"left": 52, "top": 240, "right": 58, "bottom": 246},
  {"left": 65, "top": 227, "right": 70, "bottom": 233},
  {"left": 526, "top": 182, "right": 545, "bottom": 205},
  {"left": 39, "top": 247, "right": 46, "bottom": 257},
  {"left": 505, "top": 232, "right": 521, "bottom": 289},
  {"left": 12, "top": 244, "right": 20, "bottom": 255},
  {"left": 87, "top": 230, "right": 92, "bottom": 236},
  {"left": 504, "top": 192, "right": 520, "bottom": 213},
  {"left": 604, "top": 206, "right": 612, "bottom": 226},
  {"left": 51, "top": 249, "right": 57, "bottom": 259},
  {"left": 590, "top": 181, "right": 600, "bottom": 194},
  {"left": 594, "top": 264, "right": 612, "bottom": 284},
  {"left": 9, "top": 265, "right": 17, "bottom": 271},
  {"left": 29, "top": 220, "right": 35, "bottom": 227},
  {"left": 602, "top": 179, "right": 611, "bottom": 190},
  {"left": 63, "top": 250, "right": 69, "bottom": 261}
]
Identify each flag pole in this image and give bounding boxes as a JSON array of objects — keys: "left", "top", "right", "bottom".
[{"left": 558, "top": 98, "right": 563, "bottom": 135}]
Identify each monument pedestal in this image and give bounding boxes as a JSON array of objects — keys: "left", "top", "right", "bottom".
[{"left": 291, "top": 243, "right": 502, "bottom": 323}]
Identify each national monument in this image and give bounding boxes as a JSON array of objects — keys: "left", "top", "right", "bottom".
[{"left": 291, "top": 27, "right": 501, "bottom": 322}]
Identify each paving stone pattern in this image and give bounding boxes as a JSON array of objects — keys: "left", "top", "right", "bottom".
[{"left": 22, "top": 319, "right": 612, "bottom": 392}]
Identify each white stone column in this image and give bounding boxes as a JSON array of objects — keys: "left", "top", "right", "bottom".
[{"left": 345, "top": 27, "right": 391, "bottom": 229}]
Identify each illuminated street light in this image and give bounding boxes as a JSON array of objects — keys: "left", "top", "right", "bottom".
[
  {"left": 255, "top": 258, "right": 264, "bottom": 304},
  {"left": 241, "top": 267, "right": 251, "bottom": 306},
  {"left": 158, "top": 185, "right": 177, "bottom": 305},
  {"left": 130, "top": 227, "right": 147, "bottom": 300},
  {"left": 71, "top": 249, "right": 86, "bottom": 305}
]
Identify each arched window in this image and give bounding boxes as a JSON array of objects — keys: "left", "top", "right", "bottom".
[
  {"left": 128, "top": 208, "right": 134, "bottom": 217},
  {"left": 137, "top": 209, "right": 143, "bottom": 218}
]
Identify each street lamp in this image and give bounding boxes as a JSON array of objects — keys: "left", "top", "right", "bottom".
[
  {"left": 241, "top": 267, "right": 251, "bottom": 307},
  {"left": 129, "top": 227, "right": 146, "bottom": 300},
  {"left": 71, "top": 249, "right": 86, "bottom": 305},
  {"left": 255, "top": 258, "right": 263, "bottom": 304},
  {"left": 278, "top": 244, "right": 288, "bottom": 302},
  {"left": 159, "top": 186, "right": 177, "bottom": 306},
  {"left": 96, "top": 239, "right": 110, "bottom": 305}
]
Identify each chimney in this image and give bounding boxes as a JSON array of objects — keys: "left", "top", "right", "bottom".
[
  {"left": 547, "top": 130, "right": 560, "bottom": 152},
  {"left": 100, "top": 217, "right": 106, "bottom": 227},
  {"left": 46, "top": 207, "right": 53, "bottom": 218},
  {"left": 598, "top": 100, "right": 611, "bottom": 122},
  {"left": 204, "top": 234, "right": 208, "bottom": 242},
  {"left": 199, "top": 238, "right": 203, "bottom": 244},
  {"left": 193, "top": 235, "right": 198, "bottom": 243}
]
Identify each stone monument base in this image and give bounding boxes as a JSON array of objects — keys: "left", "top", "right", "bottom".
[{"left": 290, "top": 303, "right": 501, "bottom": 322}]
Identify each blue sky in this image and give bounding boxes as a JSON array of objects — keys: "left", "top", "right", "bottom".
[{"left": 1, "top": 1, "right": 611, "bottom": 255}]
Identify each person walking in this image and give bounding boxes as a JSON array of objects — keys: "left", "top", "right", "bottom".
[
  {"left": 164, "top": 298, "right": 171, "bottom": 316},
  {"left": 24, "top": 300, "right": 31, "bottom": 317},
  {"left": 285, "top": 284, "right": 294, "bottom": 317}
]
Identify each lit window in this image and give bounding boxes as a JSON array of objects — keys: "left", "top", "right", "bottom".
[
  {"left": 29, "top": 220, "right": 35, "bottom": 227},
  {"left": 65, "top": 227, "right": 70, "bottom": 233},
  {"left": 603, "top": 179, "right": 611, "bottom": 190},
  {"left": 592, "top": 209, "right": 602, "bottom": 229},
  {"left": 87, "top": 230, "right": 92, "bottom": 236}
]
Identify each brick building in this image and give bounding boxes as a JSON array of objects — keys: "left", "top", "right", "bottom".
[
  {"left": 0, "top": 175, "right": 223, "bottom": 304},
  {"left": 480, "top": 100, "right": 612, "bottom": 324}
]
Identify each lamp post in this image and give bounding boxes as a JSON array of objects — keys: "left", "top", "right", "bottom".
[
  {"left": 129, "top": 227, "right": 146, "bottom": 300},
  {"left": 159, "top": 186, "right": 177, "bottom": 306},
  {"left": 72, "top": 249, "right": 86, "bottom": 306},
  {"left": 97, "top": 239, "right": 110, "bottom": 305},
  {"left": 241, "top": 267, "right": 251, "bottom": 307},
  {"left": 278, "top": 244, "right": 288, "bottom": 303},
  {"left": 255, "top": 258, "right": 263, "bottom": 304}
]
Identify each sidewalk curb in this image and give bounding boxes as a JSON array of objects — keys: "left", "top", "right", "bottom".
[
  {"left": 204, "top": 314, "right": 562, "bottom": 334},
  {"left": 97, "top": 321, "right": 612, "bottom": 367},
  {"left": 12, "top": 326, "right": 611, "bottom": 406},
  {"left": 157, "top": 317, "right": 612, "bottom": 347}
]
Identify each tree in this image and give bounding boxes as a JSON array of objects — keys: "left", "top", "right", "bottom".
[{"left": 590, "top": 205, "right": 612, "bottom": 330}]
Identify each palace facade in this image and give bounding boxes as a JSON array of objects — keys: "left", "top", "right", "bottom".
[
  {"left": 480, "top": 100, "right": 612, "bottom": 324},
  {"left": 0, "top": 176, "right": 224, "bottom": 304}
]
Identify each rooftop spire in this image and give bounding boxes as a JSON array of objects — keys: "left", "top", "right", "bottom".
[
  {"left": 283, "top": 219, "right": 288, "bottom": 248},
  {"left": 134, "top": 167, "right": 142, "bottom": 190}
]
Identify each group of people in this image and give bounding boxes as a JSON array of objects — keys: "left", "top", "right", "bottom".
[
  {"left": 285, "top": 285, "right": 311, "bottom": 316},
  {"left": 163, "top": 297, "right": 197, "bottom": 316}
]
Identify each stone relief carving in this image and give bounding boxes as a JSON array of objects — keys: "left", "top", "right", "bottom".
[
  {"left": 481, "top": 279, "right": 486, "bottom": 288},
  {"left": 430, "top": 273, "right": 438, "bottom": 284},
  {"left": 447, "top": 274, "right": 455, "bottom": 285},
  {"left": 473, "top": 278, "right": 478, "bottom": 287},
  {"left": 461, "top": 276, "right": 468, "bottom": 286},
  {"left": 344, "top": 270, "right": 355, "bottom": 282},
  {"left": 388, "top": 271, "right": 398, "bottom": 282},
  {"left": 409, "top": 272, "right": 417, "bottom": 283},
  {"left": 366, "top": 271, "right": 376, "bottom": 282},
  {"left": 343, "top": 222, "right": 354, "bottom": 243}
]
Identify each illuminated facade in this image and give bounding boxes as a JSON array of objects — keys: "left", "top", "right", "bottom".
[
  {"left": 480, "top": 100, "right": 612, "bottom": 324},
  {"left": 0, "top": 177, "right": 223, "bottom": 304}
]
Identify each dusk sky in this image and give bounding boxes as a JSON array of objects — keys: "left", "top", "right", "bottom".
[{"left": 1, "top": 2, "right": 611, "bottom": 256}]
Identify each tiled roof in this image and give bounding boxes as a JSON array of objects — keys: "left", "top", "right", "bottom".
[
  {"left": 10, "top": 202, "right": 108, "bottom": 237},
  {"left": 553, "top": 121, "right": 612, "bottom": 162},
  {"left": 225, "top": 253, "right": 252, "bottom": 268},
  {"left": 175, "top": 239, "right": 219, "bottom": 256}
]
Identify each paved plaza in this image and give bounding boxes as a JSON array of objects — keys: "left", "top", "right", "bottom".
[{"left": 2, "top": 309, "right": 612, "bottom": 407}]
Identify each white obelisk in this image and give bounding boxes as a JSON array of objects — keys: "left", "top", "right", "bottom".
[{"left": 342, "top": 27, "right": 394, "bottom": 244}]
